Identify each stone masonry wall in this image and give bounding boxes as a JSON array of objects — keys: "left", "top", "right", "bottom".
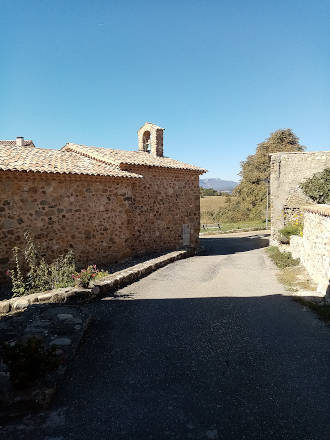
[
  {"left": 270, "top": 151, "right": 330, "bottom": 243},
  {"left": 290, "top": 206, "right": 330, "bottom": 296},
  {"left": 0, "top": 168, "right": 200, "bottom": 284},
  {"left": 0, "top": 172, "right": 132, "bottom": 283},
  {"left": 126, "top": 166, "right": 200, "bottom": 254}
]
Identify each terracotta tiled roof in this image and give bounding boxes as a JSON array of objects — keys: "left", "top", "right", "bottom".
[
  {"left": 62, "top": 143, "right": 206, "bottom": 173},
  {"left": 0, "top": 146, "right": 141, "bottom": 178},
  {"left": 0, "top": 139, "right": 35, "bottom": 147}
]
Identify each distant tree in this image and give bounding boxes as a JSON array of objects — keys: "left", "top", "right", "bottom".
[
  {"left": 200, "top": 187, "right": 219, "bottom": 197},
  {"left": 224, "top": 129, "right": 304, "bottom": 221}
]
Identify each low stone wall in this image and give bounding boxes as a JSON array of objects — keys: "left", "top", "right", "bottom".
[
  {"left": 0, "top": 249, "right": 190, "bottom": 315},
  {"left": 290, "top": 205, "right": 330, "bottom": 296}
]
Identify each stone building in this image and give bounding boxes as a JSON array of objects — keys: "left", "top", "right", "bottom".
[
  {"left": 270, "top": 151, "right": 330, "bottom": 243},
  {"left": 0, "top": 123, "right": 206, "bottom": 283}
]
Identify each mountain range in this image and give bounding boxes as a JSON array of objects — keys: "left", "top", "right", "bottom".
[{"left": 200, "top": 178, "right": 238, "bottom": 193}]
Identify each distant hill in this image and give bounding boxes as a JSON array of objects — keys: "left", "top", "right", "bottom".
[{"left": 200, "top": 178, "right": 238, "bottom": 193}]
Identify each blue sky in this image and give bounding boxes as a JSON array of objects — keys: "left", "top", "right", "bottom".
[{"left": 1, "top": 0, "right": 329, "bottom": 181}]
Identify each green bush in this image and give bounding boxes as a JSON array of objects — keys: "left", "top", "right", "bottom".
[
  {"left": 300, "top": 168, "right": 330, "bottom": 204},
  {"left": 2, "top": 337, "right": 60, "bottom": 389},
  {"left": 280, "top": 224, "right": 301, "bottom": 240},
  {"left": 266, "top": 246, "right": 300, "bottom": 269},
  {"left": 72, "top": 265, "right": 109, "bottom": 288},
  {"left": 200, "top": 187, "right": 220, "bottom": 197},
  {"left": 7, "top": 232, "right": 76, "bottom": 297}
]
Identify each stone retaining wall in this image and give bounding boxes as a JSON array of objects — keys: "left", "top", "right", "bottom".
[
  {"left": 270, "top": 151, "right": 330, "bottom": 244},
  {"left": 290, "top": 205, "right": 330, "bottom": 296}
]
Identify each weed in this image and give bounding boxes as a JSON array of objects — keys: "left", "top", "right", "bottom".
[
  {"left": 266, "top": 246, "right": 300, "bottom": 269},
  {"left": 280, "top": 224, "right": 301, "bottom": 240},
  {"left": 6, "top": 232, "right": 76, "bottom": 296},
  {"left": 72, "top": 265, "right": 109, "bottom": 288},
  {"left": 277, "top": 266, "right": 316, "bottom": 292}
]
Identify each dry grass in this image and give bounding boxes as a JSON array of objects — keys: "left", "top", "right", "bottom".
[
  {"left": 266, "top": 246, "right": 299, "bottom": 269},
  {"left": 200, "top": 196, "right": 228, "bottom": 211},
  {"left": 277, "top": 265, "right": 317, "bottom": 292}
]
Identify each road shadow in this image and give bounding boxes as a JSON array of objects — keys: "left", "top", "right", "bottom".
[
  {"left": 34, "top": 293, "right": 330, "bottom": 440},
  {"left": 200, "top": 233, "right": 270, "bottom": 256}
]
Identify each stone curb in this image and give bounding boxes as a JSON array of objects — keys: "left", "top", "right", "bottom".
[{"left": 0, "top": 249, "right": 192, "bottom": 316}]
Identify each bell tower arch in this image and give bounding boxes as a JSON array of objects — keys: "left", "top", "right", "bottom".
[{"left": 138, "top": 122, "right": 164, "bottom": 157}]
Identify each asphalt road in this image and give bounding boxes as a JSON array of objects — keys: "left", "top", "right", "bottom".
[{"left": 5, "top": 232, "right": 330, "bottom": 439}]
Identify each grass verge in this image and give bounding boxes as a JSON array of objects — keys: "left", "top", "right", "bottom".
[
  {"left": 266, "top": 246, "right": 315, "bottom": 291},
  {"left": 265, "top": 246, "right": 299, "bottom": 269},
  {"left": 277, "top": 266, "right": 316, "bottom": 292},
  {"left": 265, "top": 246, "right": 329, "bottom": 324}
]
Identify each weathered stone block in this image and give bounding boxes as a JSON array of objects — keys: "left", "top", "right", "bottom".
[
  {"left": 37, "top": 293, "right": 53, "bottom": 302},
  {"left": 12, "top": 299, "right": 29, "bottom": 311},
  {"left": 0, "top": 300, "right": 10, "bottom": 314}
]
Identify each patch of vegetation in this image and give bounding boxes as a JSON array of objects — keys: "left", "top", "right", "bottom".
[
  {"left": 6, "top": 232, "right": 76, "bottom": 297},
  {"left": 266, "top": 246, "right": 300, "bottom": 269},
  {"left": 293, "top": 298, "right": 330, "bottom": 324},
  {"left": 277, "top": 266, "right": 316, "bottom": 292},
  {"left": 1, "top": 337, "right": 60, "bottom": 389},
  {"left": 279, "top": 223, "right": 302, "bottom": 240},
  {"left": 72, "top": 265, "right": 109, "bottom": 288},
  {"left": 94, "top": 270, "right": 110, "bottom": 280},
  {"left": 300, "top": 168, "right": 330, "bottom": 204},
  {"left": 200, "top": 187, "right": 220, "bottom": 197}
]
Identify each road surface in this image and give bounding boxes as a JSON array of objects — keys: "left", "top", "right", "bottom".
[{"left": 5, "top": 232, "right": 330, "bottom": 440}]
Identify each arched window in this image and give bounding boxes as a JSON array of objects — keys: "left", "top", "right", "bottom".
[{"left": 142, "top": 131, "right": 151, "bottom": 153}]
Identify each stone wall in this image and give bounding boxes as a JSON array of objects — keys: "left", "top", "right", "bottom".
[
  {"left": 290, "top": 205, "right": 330, "bottom": 296},
  {"left": 0, "top": 168, "right": 200, "bottom": 283},
  {"left": 270, "top": 151, "right": 330, "bottom": 243},
  {"left": 126, "top": 166, "right": 200, "bottom": 254}
]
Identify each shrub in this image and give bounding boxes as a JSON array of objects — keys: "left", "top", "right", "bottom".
[
  {"left": 72, "top": 265, "right": 109, "bottom": 288},
  {"left": 266, "top": 246, "right": 300, "bottom": 269},
  {"left": 280, "top": 224, "right": 301, "bottom": 240},
  {"left": 280, "top": 211, "right": 304, "bottom": 242},
  {"left": 200, "top": 187, "right": 220, "bottom": 197},
  {"left": 6, "top": 232, "right": 76, "bottom": 297},
  {"left": 300, "top": 168, "right": 330, "bottom": 204},
  {"left": 2, "top": 337, "right": 60, "bottom": 389}
]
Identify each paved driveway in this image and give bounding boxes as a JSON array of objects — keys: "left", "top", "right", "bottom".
[{"left": 6, "top": 232, "right": 330, "bottom": 440}]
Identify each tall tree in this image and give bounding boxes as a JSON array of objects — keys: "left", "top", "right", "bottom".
[{"left": 224, "top": 129, "right": 304, "bottom": 221}]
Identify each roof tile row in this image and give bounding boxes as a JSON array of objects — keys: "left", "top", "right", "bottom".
[{"left": 0, "top": 141, "right": 206, "bottom": 178}]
